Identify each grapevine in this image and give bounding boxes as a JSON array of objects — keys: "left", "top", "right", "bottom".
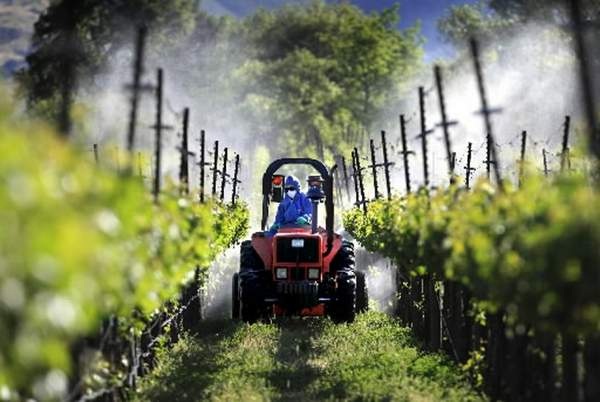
[
  {"left": 0, "top": 102, "right": 248, "bottom": 394},
  {"left": 345, "top": 173, "right": 600, "bottom": 335}
]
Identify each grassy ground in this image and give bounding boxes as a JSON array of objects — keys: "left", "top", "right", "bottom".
[{"left": 136, "top": 312, "right": 486, "bottom": 402}]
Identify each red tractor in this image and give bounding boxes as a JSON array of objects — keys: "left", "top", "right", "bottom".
[{"left": 231, "top": 158, "right": 368, "bottom": 322}]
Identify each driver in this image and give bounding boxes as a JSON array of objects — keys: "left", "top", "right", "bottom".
[{"left": 268, "top": 175, "right": 312, "bottom": 236}]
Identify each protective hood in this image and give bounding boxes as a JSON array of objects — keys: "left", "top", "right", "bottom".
[{"left": 284, "top": 175, "right": 300, "bottom": 191}]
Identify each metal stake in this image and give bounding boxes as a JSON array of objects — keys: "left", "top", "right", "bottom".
[
  {"left": 519, "top": 130, "right": 527, "bottom": 188},
  {"left": 370, "top": 139, "right": 381, "bottom": 199},
  {"left": 419, "top": 87, "right": 432, "bottom": 187},
  {"left": 471, "top": 39, "right": 503, "bottom": 191},
  {"left": 351, "top": 150, "right": 360, "bottom": 207},
  {"left": 126, "top": 26, "right": 147, "bottom": 154},
  {"left": 561, "top": 115, "right": 571, "bottom": 172},
  {"left": 179, "top": 108, "right": 190, "bottom": 194},
  {"left": 400, "top": 114, "right": 413, "bottom": 194},
  {"left": 153, "top": 69, "right": 163, "bottom": 203},
  {"left": 199, "top": 130, "right": 206, "bottom": 203},
  {"left": 232, "top": 154, "right": 241, "bottom": 205},
  {"left": 434, "top": 65, "right": 457, "bottom": 181},
  {"left": 211, "top": 140, "right": 219, "bottom": 197},
  {"left": 485, "top": 132, "right": 492, "bottom": 180},
  {"left": 354, "top": 148, "right": 367, "bottom": 213},
  {"left": 220, "top": 147, "right": 228, "bottom": 202},
  {"left": 381, "top": 130, "right": 393, "bottom": 199},
  {"left": 57, "top": 6, "right": 77, "bottom": 138},
  {"left": 465, "top": 142, "right": 475, "bottom": 190},
  {"left": 93, "top": 144, "right": 99, "bottom": 165},
  {"left": 568, "top": 0, "right": 600, "bottom": 160}
]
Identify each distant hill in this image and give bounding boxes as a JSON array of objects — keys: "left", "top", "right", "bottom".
[{"left": 0, "top": 0, "right": 48, "bottom": 76}]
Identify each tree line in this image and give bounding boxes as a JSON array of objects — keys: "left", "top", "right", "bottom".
[{"left": 18, "top": 0, "right": 423, "bottom": 162}]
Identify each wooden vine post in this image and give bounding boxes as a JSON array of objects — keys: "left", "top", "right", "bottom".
[
  {"left": 126, "top": 26, "right": 148, "bottom": 154},
  {"left": 471, "top": 38, "right": 504, "bottom": 191},
  {"left": 153, "top": 68, "right": 164, "bottom": 203},
  {"left": 399, "top": 114, "right": 413, "bottom": 194},
  {"left": 220, "top": 147, "right": 229, "bottom": 202},
  {"left": 519, "top": 130, "right": 527, "bottom": 188},
  {"left": 561, "top": 115, "right": 571, "bottom": 172},
  {"left": 211, "top": 140, "right": 219, "bottom": 197}
]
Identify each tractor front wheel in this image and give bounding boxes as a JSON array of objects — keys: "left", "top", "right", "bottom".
[
  {"left": 332, "top": 268, "right": 357, "bottom": 323},
  {"left": 329, "top": 240, "right": 358, "bottom": 323},
  {"left": 356, "top": 270, "right": 369, "bottom": 313}
]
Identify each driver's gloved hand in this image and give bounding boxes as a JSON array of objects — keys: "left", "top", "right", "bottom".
[
  {"left": 267, "top": 223, "right": 280, "bottom": 236},
  {"left": 295, "top": 216, "right": 310, "bottom": 225}
]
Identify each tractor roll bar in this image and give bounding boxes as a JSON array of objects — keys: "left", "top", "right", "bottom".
[{"left": 261, "top": 158, "right": 335, "bottom": 253}]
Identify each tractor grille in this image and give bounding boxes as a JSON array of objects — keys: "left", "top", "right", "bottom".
[
  {"left": 276, "top": 281, "right": 319, "bottom": 306},
  {"left": 276, "top": 281, "right": 318, "bottom": 296},
  {"left": 290, "top": 267, "right": 305, "bottom": 280},
  {"left": 276, "top": 237, "right": 320, "bottom": 263}
]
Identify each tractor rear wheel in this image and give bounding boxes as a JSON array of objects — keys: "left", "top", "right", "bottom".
[
  {"left": 239, "top": 240, "right": 266, "bottom": 323},
  {"left": 329, "top": 240, "right": 357, "bottom": 323},
  {"left": 356, "top": 270, "right": 368, "bottom": 313},
  {"left": 232, "top": 273, "right": 240, "bottom": 319}
]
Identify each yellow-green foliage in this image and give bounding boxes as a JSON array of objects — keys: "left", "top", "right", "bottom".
[
  {"left": 344, "top": 174, "right": 600, "bottom": 336},
  {"left": 0, "top": 101, "right": 248, "bottom": 396}
]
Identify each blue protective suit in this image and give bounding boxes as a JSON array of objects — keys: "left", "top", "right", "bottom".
[{"left": 268, "top": 176, "right": 313, "bottom": 236}]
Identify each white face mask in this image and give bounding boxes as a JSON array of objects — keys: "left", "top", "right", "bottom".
[{"left": 287, "top": 190, "right": 297, "bottom": 199}]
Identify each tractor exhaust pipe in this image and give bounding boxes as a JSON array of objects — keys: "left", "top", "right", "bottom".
[{"left": 306, "top": 175, "right": 325, "bottom": 234}]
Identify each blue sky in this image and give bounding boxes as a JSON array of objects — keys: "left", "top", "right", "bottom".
[{"left": 201, "top": 0, "right": 473, "bottom": 60}]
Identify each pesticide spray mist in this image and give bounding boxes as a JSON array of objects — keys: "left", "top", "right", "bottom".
[
  {"left": 377, "top": 22, "right": 580, "bottom": 190},
  {"left": 203, "top": 248, "right": 239, "bottom": 319},
  {"left": 354, "top": 247, "right": 396, "bottom": 314}
]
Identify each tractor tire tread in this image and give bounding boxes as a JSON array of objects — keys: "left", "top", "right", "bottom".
[{"left": 356, "top": 270, "right": 368, "bottom": 313}]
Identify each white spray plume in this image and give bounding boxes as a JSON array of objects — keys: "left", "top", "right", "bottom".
[
  {"left": 203, "top": 248, "right": 238, "bottom": 319},
  {"left": 355, "top": 247, "right": 396, "bottom": 314},
  {"left": 375, "top": 22, "right": 579, "bottom": 192}
]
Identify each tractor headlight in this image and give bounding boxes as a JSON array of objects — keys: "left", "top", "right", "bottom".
[
  {"left": 276, "top": 268, "right": 288, "bottom": 279},
  {"left": 308, "top": 268, "right": 320, "bottom": 279}
]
